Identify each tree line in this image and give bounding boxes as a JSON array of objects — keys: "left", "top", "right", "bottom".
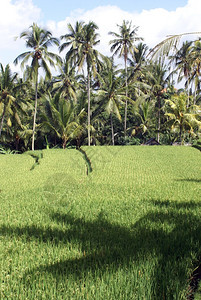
[{"left": 0, "top": 20, "right": 201, "bottom": 152}]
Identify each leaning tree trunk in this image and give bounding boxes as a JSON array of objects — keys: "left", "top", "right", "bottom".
[
  {"left": 110, "top": 113, "right": 115, "bottom": 146},
  {"left": 124, "top": 59, "right": 128, "bottom": 137},
  {"left": 87, "top": 68, "right": 91, "bottom": 146},
  {"left": 32, "top": 73, "right": 38, "bottom": 151}
]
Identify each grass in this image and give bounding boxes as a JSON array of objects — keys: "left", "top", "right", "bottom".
[{"left": 0, "top": 146, "right": 200, "bottom": 299}]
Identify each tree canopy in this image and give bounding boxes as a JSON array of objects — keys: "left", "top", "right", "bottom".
[{"left": 0, "top": 22, "right": 200, "bottom": 151}]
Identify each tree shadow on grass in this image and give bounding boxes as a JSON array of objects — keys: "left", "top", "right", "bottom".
[
  {"left": 1, "top": 200, "right": 201, "bottom": 299},
  {"left": 176, "top": 178, "right": 201, "bottom": 183}
]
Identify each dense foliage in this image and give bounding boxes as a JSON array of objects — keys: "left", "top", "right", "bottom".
[{"left": 0, "top": 21, "right": 201, "bottom": 151}]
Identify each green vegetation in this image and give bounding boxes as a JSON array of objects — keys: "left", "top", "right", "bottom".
[
  {"left": 0, "top": 146, "right": 200, "bottom": 299},
  {"left": 0, "top": 21, "right": 201, "bottom": 151},
  {"left": 0, "top": 19, "right": 201, "bottom": 299},
  {"left": 14, "top": 23, "right": 61, "bottom": 151},
  {"left": 194, "top": 283, "right": 201, "bottom": 300},
  {"left": 193, "top": 139, "right": 201, "bottom": 151}
]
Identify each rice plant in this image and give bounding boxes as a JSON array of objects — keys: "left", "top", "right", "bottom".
[{"left": 0, "top": 146, "right": 200, "bottom": 299}]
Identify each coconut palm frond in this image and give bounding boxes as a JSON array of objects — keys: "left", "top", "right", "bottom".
[{"left": 148, "top": 32, "right": 201, "bottom": 61}]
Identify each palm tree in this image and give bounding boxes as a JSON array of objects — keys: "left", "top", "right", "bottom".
[
  {"left": 60, "top": 21, "right": 102, "bottom": 146},
  {"left": 109, "top": 20, "right": 143, "bottom": 136},
  {"left": 145, "top": 61, "right": 169, "bottom": 143},
  {"left": 188, "top": 39, "right": 201, "bottom": 105},
  {"left": 60, "top": 21, "right": 84, "bottom": 63},
  {"left": 52, "top": 58, "right": 79, "bottom": 102},
  {"left": 127, "top": 42, "right": 150, "bottom": 99},
  {"left": 148, "top": 32, "right": 201, "bottom": 60},
  {"left": 171, "top": 41, "right": 193, "bottom": 106},
  {"left": 14, "top": 23, "right": 61, "bottom": 150},
  {"left": 9, "top": 75, "right": 35, "bottom": 150},
  {"left": 165, "top": 93, "right": 201, "bottom": 144},
  {"left": 130, "top": 42, "right": 149, "bottom": 67},
  {"left": 42, "top": 92, "right": 86, "bottom": 148},
  {"left": 131, "top": 100, "right": 155, "bottom": 141},
  {"left": 96, "top": 57, "right": 128, "bottom": 145},
  {"left": 0, "top": 64, "right": 17, "bottom": 137}
]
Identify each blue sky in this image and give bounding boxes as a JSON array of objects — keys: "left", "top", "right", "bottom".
[
  {"left": 32, "top": 0, "right": 188, "bottom": 22},
  {"left": 1, "top": 0, "right": 200, "bottom": 70}
]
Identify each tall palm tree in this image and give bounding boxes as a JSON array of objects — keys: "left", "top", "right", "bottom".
[
  {"left": 96, "top": 57, "right": 128, "bottom": 145},
  {"left": 109, "top": 20, "right": 143, "bottom": 136},
  {"left": 189, "top": 39, "right": 201, "bottom": 105},
  {"left": 0, "top": 64, "right": 17, "bottom": 137},
  {"left": 127, "top": 42, "right": 149, "bottom": 98},
  {"left": 60, "top": 21, "right": 102, "bottom": 146},
  {"left": 171, "top": 41, "right": 193, "bottom": 106},
  {"left": 145, "top": 61, "right": 169, "bottom": 143},
  {"left": 60, "top": 21, "right": 84, "bottom": 63},
  {"left": 14, "top": 23, "right": 61, "bottom": 150}
]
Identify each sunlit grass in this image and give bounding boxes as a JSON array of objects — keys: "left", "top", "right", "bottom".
[{"left": 0, "top": 146, "right": 200, "bottom": 299}]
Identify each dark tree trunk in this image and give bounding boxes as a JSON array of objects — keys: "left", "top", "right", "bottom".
[
  {"left": 32, "top": 74, "right": 38, "bottom": 151},
  {"left": 124, "top": 59, "right": 128, "bottom": 137},
  {"left": 87, "top": 68, "right": 91, "bottom": 146}
]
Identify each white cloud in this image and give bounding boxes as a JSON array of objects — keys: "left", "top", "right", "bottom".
[
  {"left": 135, "top": 0, "right": 201, "bottom": 47},
  {"left": 0, "top": 0, "right": 41, "bottom": 65},
  {"left": 1, "top": 0, "right": 201, "bottom": 71},
  {"left": 47, "top": 6, "right": 137, "bottom": 57},
  {"left": 44, "top": 0, "right": 201, "bottom": 61},
  {"left": 0, "top": 0, "right": 41, "bottom": 47}
]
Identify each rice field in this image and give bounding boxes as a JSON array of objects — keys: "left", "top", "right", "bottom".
[{"left": 0, "top": 146, "right": 200, "bottom": 299}]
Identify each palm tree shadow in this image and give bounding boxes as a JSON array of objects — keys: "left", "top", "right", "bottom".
[
  {"left": 1, "top": 200, "right": 201, "bottom": 298},
  {"left": 176, "top": 178, "right": 201, "bottom": 183}
]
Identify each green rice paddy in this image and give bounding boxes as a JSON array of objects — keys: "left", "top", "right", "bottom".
[{"left": 0, "top": 146, "right": 200, "bottom": 299}]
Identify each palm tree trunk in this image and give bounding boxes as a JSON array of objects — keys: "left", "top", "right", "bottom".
[
  {"left": 180, "top": 126, "right": 184, "bottom": 145},
  {"left": 62, "top": 137, "right": 67, "bottom": 149},
  {"left": 0, "top": 106, "right": 6, "bottom": 137},
  {"left": 124, "top": 59, "right": 128, "bottom": 137},
  {"left": 110, "top": 113, "right": 115, "bottom": 146},
  {"left": 157, "top": 96, "right": 161, "bottom": 143},
  {"left": 87, "top": 68, "right": 91, "bottom": 146},
  {"left": 194, "top": 80, "right": 197, "bottom": 105},
  {"left": 187, "top": 77, "right": 190, "bottom": 107},
  {"left": 32, "top": 73, "right": 38, "bottom": 151}
]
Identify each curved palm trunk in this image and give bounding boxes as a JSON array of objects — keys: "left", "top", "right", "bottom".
[
  {"left": 32, "top": 71, "right": 38, "bottom": 151},
  {"left": 87, "top": 67, "right": 91, "bottom": 146}
]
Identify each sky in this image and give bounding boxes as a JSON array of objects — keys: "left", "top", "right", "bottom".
[{"left": 1, "top": 0, "right": 201, "bottom": 73}]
